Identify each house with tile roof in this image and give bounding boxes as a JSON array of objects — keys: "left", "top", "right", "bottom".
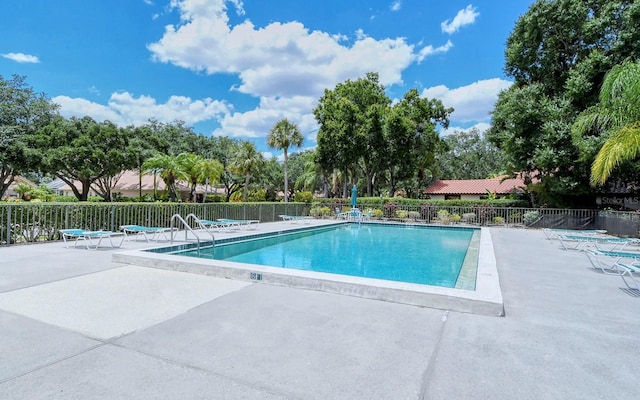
[
  {"left": 4, "top": 176, "right": 37, "bottom": 199},
  {"left": 423, "top": 176, "right": 527, "bottom": 200},
  {"left": 57, "top": 170, "right": 222, "bottom": 201}
]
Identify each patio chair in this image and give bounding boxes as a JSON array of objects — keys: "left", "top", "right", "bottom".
[
  {"left": 59, "top": 229, "right": 126, "bottom": 250},
  {"left": 361, "top": 209, "right": 372, "bottom": 221},
  {"left": 616, "top": 262, "right": 640, "bottom": 291},
  {"left": 542, "top": 228, "right": 606, "bottom": 240},
  {"left": 198, "top": 219, "right": 238, "bottom": 232},
  {"left": 582, "top": 249, "right": 631, "bottom": 275},
  {"left": 119, "top": 225, "right": 177, "bottom": 242},
  {"left": 349, "top": 207, "right": 362, "bottom": 222},
  {"left": 279, "top": 215, "right": 312, "bottom": 224},
  {"left": 557, "top": 234, "right": 638, "bottom": 251},
  {"left": 582, "top": 248, "right": 640, "bottom": 291},
  {"left": 336, "top": 208, "right": 349, "bottom": 220},
  {"left": 216, "top": 218, "right": 260, "bottom": 230}
]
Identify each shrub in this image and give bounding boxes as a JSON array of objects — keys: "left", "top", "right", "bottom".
[
  {"left": 452, "top": 213, "right": 462, "bottom": 223},
  {"left": 462, "top": 213, "right": 476, "bottom": 223},
  {"left": 523, "top": 210, "right": 541, "bottom": 226},
  {"left": 53, "top": 195, "right": 78, "bottom": 202},
  {"left": 408, "top": 211, "right": 420, "bottom": 220},
  {"left": 384, "top": 202, "right": 399, "bottom": 218},
  {"left": 395, "top": 210, "right": 408, "bottom": 219},
  {"left": 294, "top": 191, "right": 313, "bottom": 203},
  {"left": 508, "top": 212, "right": 522, "bottom": 224},
  {"left": 247, "top": 189, "right": 267, "bottom": 202},
  {"left": 437, "top": 209, "right": 451, "bottom": 224},
  {"left": 493, "top": 216, "right": 505, "bottom": 225},
  {"left": 205, "top": 194, "right": 225, "bottom": 203},
  {"left": 30, "top": 186, "right": 56, "bottom": 202},
  {"left": 420, "top": 203, "right": 438, "bottom": 221},
  {"left": 310, "top": 206, "right": 331, "bottom": 218},
  {"left": 473, "top": 204, "right": 496, "bottom": 225},
  {"left": 370, "top": 208, "right": 383, "bottom": 218}
]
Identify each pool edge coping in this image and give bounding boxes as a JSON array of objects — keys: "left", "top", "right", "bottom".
[{"left": 112, "top": 225, "right": 504, "bottom": 317}]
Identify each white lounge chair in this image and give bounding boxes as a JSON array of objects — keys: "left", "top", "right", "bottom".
[
  {"left": 59, "top": 229, "right": 125, "bottom": 250},
  {"left": 582, "top": 249, "right": 640, "bottom": 291},
  {"left": 616, "top": 262, "right": 640, "bottom": 291},
  {"left": 119, "top": 225, "right": 177, "bottom": 242},
  {"left": 542, "top": 228, "right": 606, "bottom": 240},
  {"left": 582, "top": 249, "right": 630, "bottom": 275},
  {"left": 279, "top": 215, "right": 312, "bottom": 224}
]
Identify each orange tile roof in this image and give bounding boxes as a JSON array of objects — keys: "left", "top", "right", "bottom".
[
  {"left": 424, "top": 177, "right": 527, "bottom": 195},
  {"left": 58, "top": 170, "right": 212, "bottom": 194}
]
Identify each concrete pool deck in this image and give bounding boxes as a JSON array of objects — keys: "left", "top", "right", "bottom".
[{"left": 0, "top": 223, "right": 639, "bottom": 399}]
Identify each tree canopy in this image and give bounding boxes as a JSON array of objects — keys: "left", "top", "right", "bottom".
[
  {"left": 34, "top": 116, "right": 131, "bottom": 201},
  {"left": 437, "top": 128, "right": 506, "bottom": 180},
  {"left": 489, "top": 0, "right": 640, "bottom": 207},
  {"left": 572, "top": 60, "right": 640, "bottom": 186},
  {"left": 314, "top": 73, "right": 451, "bottom": 198},
  {"left": 0, "top": 75, "right": 58, "bottom": 198}
]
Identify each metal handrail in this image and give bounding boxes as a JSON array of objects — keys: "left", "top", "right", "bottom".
[
  {"left": 185, "top": 213, "right": 216, "bottom": 246},
  {"left": 170, "top": 213, "right": 206, "bottom": 256}
]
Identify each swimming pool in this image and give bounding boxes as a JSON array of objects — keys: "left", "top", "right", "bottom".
[
  {"left": 171, "top": 224, "right": 477, "bottom": 289},
  {"left": 113, "top": 221, "right": 503, "bottom": 315}
]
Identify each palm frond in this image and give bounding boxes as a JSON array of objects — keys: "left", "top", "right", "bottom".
[
  {"left": 591, "top": 121, "right": 640, "bottom": 185},
  {"left": 571, "top": 108, "right": 611, "bottom": 139}
]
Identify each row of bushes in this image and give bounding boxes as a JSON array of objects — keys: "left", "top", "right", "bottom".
[{"left": 308, "top": 203, "right": 542, "bottom": 225}]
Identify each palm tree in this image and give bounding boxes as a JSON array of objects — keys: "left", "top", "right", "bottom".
[
  {"left": 196, "top": 159, "right": 224, "bottom": 203},
  {"left": 142, "top": 153, "right": 187, "bottom": 202},
  {"left": 267, "top": 118, "right": 304, "bottom": 202},
  {"left": 572, "top": 61, "right": 640, "bottom": 186},
  {"left": 178, "top": 153, "right": 205, "bottom": 202},
  {"left": 295, "top": 150, "right": 321, "bottom": 192},
  {"left": 232, "top": 141, "right": 264, "bottom": 202}
]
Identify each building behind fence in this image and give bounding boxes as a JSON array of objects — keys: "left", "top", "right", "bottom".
[{"left": 1, "top": 202, "right": 639, "bottom": 245}]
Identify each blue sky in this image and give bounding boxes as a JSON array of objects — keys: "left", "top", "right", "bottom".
[{"left": 1, "top": 0, "right": 533, "bottom": 157}]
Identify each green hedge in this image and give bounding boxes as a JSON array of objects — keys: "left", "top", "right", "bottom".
[{"left": 312, "top": 197, "right": 529, "bottom": 208}]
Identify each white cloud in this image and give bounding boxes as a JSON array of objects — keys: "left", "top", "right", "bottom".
[
  {"left": 213, "top": 95, "right": 318, "bottom": 140},
  {"left": 416, "top": 40, "right": 453, "bottom": 63},
  {"left": 149, "top": 0, "right": 445, "bottom": 99},
  {"left": 421, "top": 78, "right": 512, "bottom": 123},
  {"left": 1, "top": 52, "right": 40, "bottom": 63},
  {"left": 440, "top": 122, "right": 491, "bottom": 137},
  {"left": 53, "top": 92, "right": 230, "bottom": 126},
  {"left": 390, "top": 1, "right": 401, "bottom": 11},
  {"left": 441, "top": 5, "right": 479, "bottom": 34}
]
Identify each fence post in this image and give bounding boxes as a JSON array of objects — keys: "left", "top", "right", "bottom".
[{"left": 5, "top": 205, "right": 11, "bottom": 246}]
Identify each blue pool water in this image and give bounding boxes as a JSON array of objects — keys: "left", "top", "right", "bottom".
[{"left": 175, "top": 224, "right": 476, "bottom": 288}]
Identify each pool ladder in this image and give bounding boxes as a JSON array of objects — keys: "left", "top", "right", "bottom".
[{"left": 169, "top": 213, "right": 216, "bottom": 256}]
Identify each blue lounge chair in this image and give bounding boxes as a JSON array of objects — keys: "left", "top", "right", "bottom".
[
  {"left": 59, "top": 229, "right": 125, "bottom": 250},
  {"left": 217, "top": 218, "right": 260, "bottom": 230},
  {"left": 198, "top": 219, "right": 237, "bottom": 232},
  {"left": 558, "top": 234, "right": 638, "bottom": 251},
  {"left": 119, "top": 225, "right": 177, "bottom": 242}
]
